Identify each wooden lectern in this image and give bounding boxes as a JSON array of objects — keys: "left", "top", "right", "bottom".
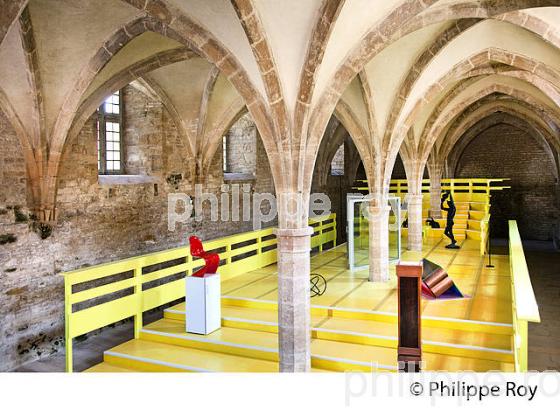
[{"left": 397, "top": 261, "right": 422, "bottom": 372}]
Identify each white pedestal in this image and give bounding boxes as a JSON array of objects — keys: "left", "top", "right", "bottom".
[{"left": 185, "top": 274, "right": 221, "bottom": 334}]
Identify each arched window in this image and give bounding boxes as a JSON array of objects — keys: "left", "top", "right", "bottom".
[
  {"left": 330, "top": 144, "right": 344, "bottom": 176},
  {"left": 97, "top": 91, "right": 123, "bottom": 174}
]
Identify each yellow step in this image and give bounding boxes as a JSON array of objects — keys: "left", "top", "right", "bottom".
[
  {"left": 428, "top": 228, "right": 467, "bottom": 239},
  {"left": 441, "top": 212, "right": 469, "bottom": 220},
  {"left": 141, "top": 319, "right": 375, "bottom": 372},
  {"left": 140, "top": 318, "right": 513, "bottom": 372},
  {"left": 459, "top": 201, "right": 488, "bottom": 211},
  {"left": 103, "top": 339, "right": 280, "bottom": 372},
  {"left": 435, "top": 219, "right": 467, "bottom": 229},
  {"left": 466, "top": 230, "right": 482, "bottom": 240},
  {"left": 84, "top": 362, "right": 135, "bottom": 372},
  {"left": 469, "top": 210, "right": 486, "bottom": 220},
  {"left": 163, "top": 299, "right": 514, "bottom": 363},
  {"left": 165, "top": 297, "right": 512, "bottom": 335},
  {"left": 468, "top": 220, "right": 482, "bottom": 230}
]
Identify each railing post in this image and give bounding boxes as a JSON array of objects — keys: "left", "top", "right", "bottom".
[
  {"left": 226, "top": 244, "right": 232, "bottom": 265},
  {"left": 186, "top": 254, "right": 193, "bottom": 276},
  {"left": 257, "top": 235, "right": 262, "bottom": 255},
  {"left": 319, "top": 220, "right": 324, "bottom": 253},
  {"left": 333, "top": 214, "right": 337, "bottom": 247},
  {"left": 64, "top": 278, "right": 73, "bottom": 373},
  {"left": 519, "top": 320, "right": 528, "bottom": 372},
  {"left": 134, "top": 265, "right": 142, "bottom": 339}
]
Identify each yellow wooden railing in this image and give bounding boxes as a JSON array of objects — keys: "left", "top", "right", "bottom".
[
  {"left": 353, "top": 178, "right": 510, "bottom": 196},
  {"left": 509, "top": 220, "right": 541, "bottom": 372},
  {"left": 353, "top": 179, "right": 509, "bottom": 255},
  {"left": 479, "top": 215, "right": 490, "bottom": 256},
  {"left": 62, "top": 214, "right": 336, "bottom": 372}
]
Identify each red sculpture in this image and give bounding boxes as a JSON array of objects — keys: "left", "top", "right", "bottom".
[{"left": 189, "top": 236, "right": 220, "bottom": 278}]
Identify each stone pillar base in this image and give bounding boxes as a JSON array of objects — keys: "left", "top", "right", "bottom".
[{"left": 274, "top": 226, "right": 313, "bottom": 372}]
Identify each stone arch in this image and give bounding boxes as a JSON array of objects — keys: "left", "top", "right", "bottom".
[
  {"left": 392, "top": 49, "right": 560, "bottom": 171},
  {"left": 446, "top": 112, "right": 560, "bottom": 181},
  {"left": 308, "top": 1, "right": 557, "bottom": 172},
  {"left": 293, "top": 0, "right": 345, "bottom": 138},
  {"left": 40, "top": 7, "right": 281, "bottom": 223},
  {"left": 333, "top": 100, "right": 382, "bottom": 195},
  {"left": 384, "top": 19, "right": 480, "bottom": 143},
  {"left": 440, "top": 99, "right": 560, "bottom": 162},
  {"left": 0, "top": 0, "right": 27, "bottom": 47},
  {"left": 417, "top": 71, "right": 560, "bottom": 164},
  {"left": 422, "top": 81, "right": 560, "bottom": 164},
  {"left": 201, "top": 100, "right": 248, "bottom": 178},
  {"left": 68, "top": 48, "right": 196, "bottom": 154},
  {"left": 313, "top": 121, "right": 348, "bottom": 190},
  {"left": 230, "top": 0, "right": 288, "bottom": 144}
]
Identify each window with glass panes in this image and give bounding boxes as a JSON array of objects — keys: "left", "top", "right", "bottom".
[{"left": 97, "top": 91, "right": 123, "bottom": 174}]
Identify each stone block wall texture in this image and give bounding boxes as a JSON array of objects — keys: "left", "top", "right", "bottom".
[
  {"left": 0, "top": 110, "right": 26, "bottom": 207},
  {"left": 224, "top": 113, "right": 257, "bottom": 175},
  {"left": 0, "top": 86, "right": 274, "bottom": 371},
  {"left": 455, "top": 123, "right": 560, "bottom": 240}
]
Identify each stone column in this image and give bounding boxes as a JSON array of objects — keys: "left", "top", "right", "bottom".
[
  {"left": 368, "top": 201, "right": 391, "bottom": 282},
  {"left": 429, "top": 163, "right": 444, "bottom": 219},
  {"left": 407, "top": 194, "right": 423, "bottom": 251},
  {"left": 274, "top": 226, "right": 313, "bottom": 372}
]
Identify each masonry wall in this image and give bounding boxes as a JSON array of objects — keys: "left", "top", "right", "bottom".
[
  {"left": 0, "top": 112, "right": 26, "bottom": 208},
  {"left": 225, "top": 113, "right": 257, "bottom": 175},
  {"left": 454, "top": 123, "right": 560, "bottom": 240},
  {"left": 0, "top": 86, "right": 274, "bottom": 371}
]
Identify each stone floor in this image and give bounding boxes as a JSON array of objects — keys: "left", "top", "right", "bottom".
[
  {"left": 14, "top": 310, "right": 163, "bottom": 372},
  {"left": 523, "top": 242, "right": 560, "bottom": 371},
  {"left": 13, "top": 240, "right": 560, "bottom": 372}
]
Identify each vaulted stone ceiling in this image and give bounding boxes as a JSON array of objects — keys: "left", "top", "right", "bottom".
[{"left": 1, "top": 0, "right": 560, "bottom": 225}]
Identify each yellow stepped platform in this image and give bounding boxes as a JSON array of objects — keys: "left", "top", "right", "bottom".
[
  {"left": 424, "top": 200, "right": 490, "bottom": 242},
  {"left": 88, "top": 295, "right": 514, "bottom": 373}
]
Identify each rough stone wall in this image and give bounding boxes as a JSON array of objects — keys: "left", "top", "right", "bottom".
[
  {"left": 224, "top": 113, "right": 257, "bottom": 175},
  {"left": 0, "top": 110, "right": 26, "bottom": 207},
  {"left": 455, "top": 123, "right": 559, "bottom": 240},
  {"left": 0, "top": 86, "right": 274, "bottom": 371},
  {"left": 123, "top": 87, "right": 165, "bottom": 175}
]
